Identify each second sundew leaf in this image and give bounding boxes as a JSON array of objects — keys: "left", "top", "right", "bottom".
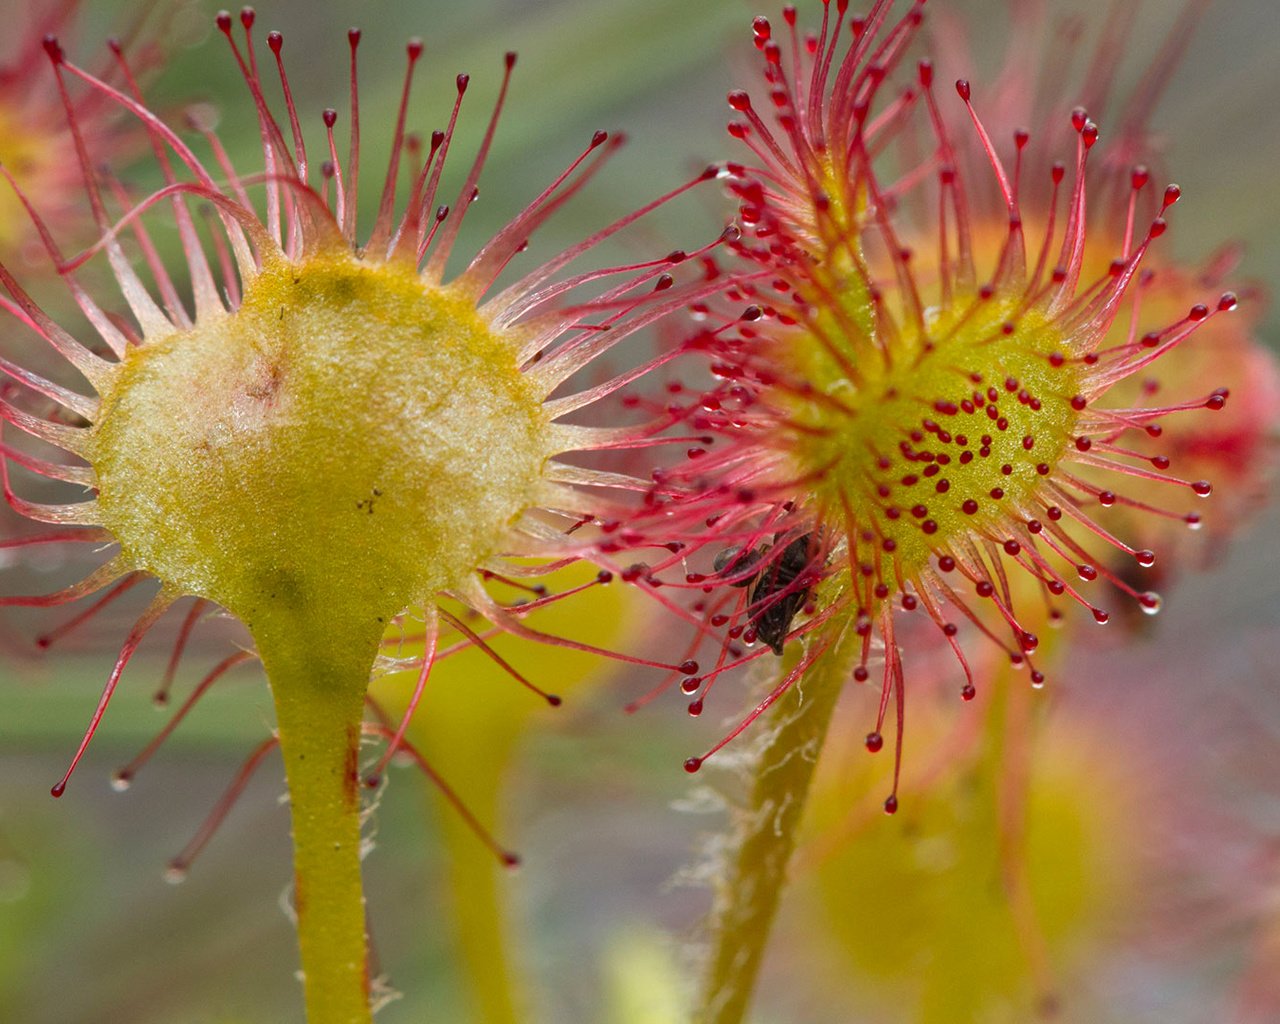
[{"left": 651, "top": 0, "right": 1240, "bottom": 812}]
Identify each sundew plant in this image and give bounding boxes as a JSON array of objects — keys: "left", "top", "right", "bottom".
[
  {"left": 1, "top": 1, "right": 1277, "bottom": 1023},
  {"left": 617, "top": 0, "right": 1277, "bottom": 1021},
  {"left": 0, "top": 3, "right": 728, "bottom": 1021}
]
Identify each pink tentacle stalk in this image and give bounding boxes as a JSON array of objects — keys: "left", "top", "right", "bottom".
[
  {"left": 163, "top": 735, "right": 279, "bottom": 884},
  {"left": 360, "top": 716, "right": 520, "bottom": 868},
  {"left": 51, "top": 588, "right": 176, "bottom": 796}
]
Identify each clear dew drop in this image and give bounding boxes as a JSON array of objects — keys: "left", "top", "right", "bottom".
[
  {"left": 163, "top": 863, "right": 188, "bottom": 885},
  {"left": 110, "top": 772, "right": 132, "bottom": 793},
  {"left": 1140, "top": 591, "right": 1163, "bottom": 615}
]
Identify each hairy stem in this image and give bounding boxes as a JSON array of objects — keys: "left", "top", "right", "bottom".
[
  {"left": 259, "top": 627, "right": 380, "bottom": 1024},
  {"left": 693, "top": 636, "right": 851, "bottom": 1024}
]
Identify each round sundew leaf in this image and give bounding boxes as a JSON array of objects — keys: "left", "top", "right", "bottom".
[{"left": 91, "top": 251, "right": 551, "bottom": 638}]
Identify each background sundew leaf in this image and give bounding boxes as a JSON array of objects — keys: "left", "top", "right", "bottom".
[
  {"left": 795, "top": 685, "right": 1143, "bottom": 1024},
  {"left": 943, "top": 0, "right": 1280, "bottom": 339}
]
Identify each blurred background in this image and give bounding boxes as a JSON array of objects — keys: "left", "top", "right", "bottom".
[{"left": 0, "top": 0, "right": 1277, "bottom": 1022}]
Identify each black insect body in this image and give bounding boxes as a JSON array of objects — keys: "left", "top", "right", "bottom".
[
  {"left": 712, "top": 544, "right": 764, "bottom": 586},
  {"left": 715, "top": 533, "right": 820, "bottom": 655}
]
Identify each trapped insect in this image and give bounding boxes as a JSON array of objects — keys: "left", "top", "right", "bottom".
[{"left": 715, "top": 532, "right": 822, "bottom": 655}]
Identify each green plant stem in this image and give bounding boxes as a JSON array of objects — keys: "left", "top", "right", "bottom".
[
  {"left": 259, "top": 630, "right": 379, "bottom": 1024},
  {"left": 441, "top": 804, "right": 521, "bottom": 1024},
  {"left": 693, "top": 639, "right": 851, "bottom": 1024}
]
